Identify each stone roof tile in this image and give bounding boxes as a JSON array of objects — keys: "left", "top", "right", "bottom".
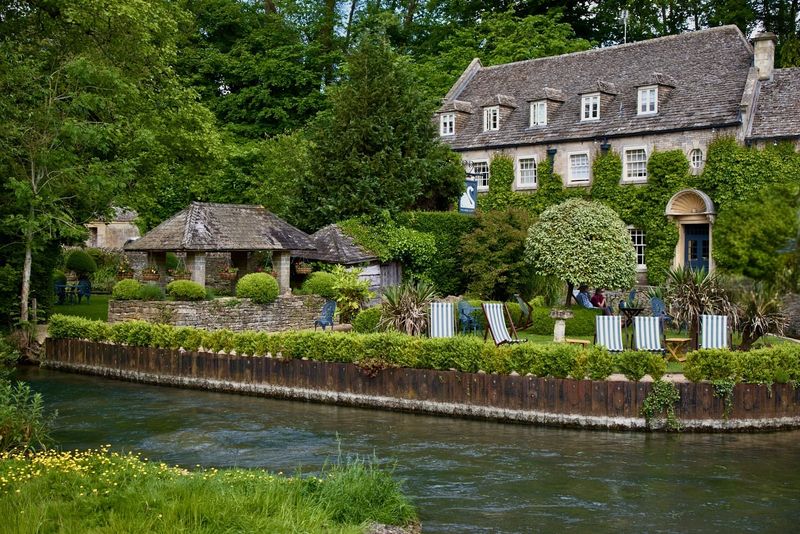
[{"left": 749, "top": 68, "right": 800, "bottom": 140}]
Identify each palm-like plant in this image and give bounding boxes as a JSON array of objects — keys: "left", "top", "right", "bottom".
[
  {"left": 734, "top": 284, "right": 787, "bottom": 351},
  {"left": 664, "top": 266, "right": 736, "bottom": 348},
  {"left": 379, "top": 280, "right": 438, "bottom": 336}
]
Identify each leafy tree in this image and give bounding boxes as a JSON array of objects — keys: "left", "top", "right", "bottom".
[
  {"left": 297, "top": 31, "right": 463, "bottom": 230},
  {"left": 461, "top": 208, "right": 537, "bottom": 301},
  {"left": 525, "top": 199, "right": 637, "bottom": 305}
]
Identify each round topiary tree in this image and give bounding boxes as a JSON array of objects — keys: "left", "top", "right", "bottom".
[
  {"left": 300, "top": 271, "right": 337, "bottom": 299},
  {"left": 525, "top": 198, "right": 637, "bottom": 305},
  {"left": 165, "top": 280, "right": 206, "bottom": 301},
  {"left": 112, "top": 279, "right": 142, "bottom": 300},
  {"left": 236, "top": 273, "right": 279, "bottom": 304},
  {"left": 65, "top": 249, "right": 98, "bottom": 274}
]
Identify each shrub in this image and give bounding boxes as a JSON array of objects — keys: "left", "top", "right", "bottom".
[
  {"left": 684, "top": 349, "right": 737, "bottom": 382},
  {"left": 166, "top": 280, "right": 207, "bottom": 301},
  {"left": 48, "top": 314, "right": 109, "bottom": 342},
  {"left": 330, "top": 266, "right": 373, "bottom": 323},
  {"left": 0, "top": 380, "right": 54, "bottom": 452},
  {"left": 353, "top": 306, "right": 382, "bottom": 333},
  {"left": 615, "top": 351, "right": 667, "bottom": 381},
  {"left": 571, "top": 346, "right": 615, "bottom": 380},
  {"left": 380, "top": 280, "right": 437, "bottom": 336},
  {"left": 52, "top": 270, "right": 67, "bottom": 285},
  {"left": 138, "top": 283, "right": 164, "bottom": 301},
  {"left": 235, "top": 273, "right": 279, "bottom": 304},
  {"left": 301, "top": 271, "right": 337, "bottom": 299},
  {"left": 65, "top": 249, "right": 97, "bottom": 274},
  {"left": 112, "top": 279, "right": 142, "bottom": 300},
  {"left": 110, "top": 321, "right": 156, "bottom": 346}
]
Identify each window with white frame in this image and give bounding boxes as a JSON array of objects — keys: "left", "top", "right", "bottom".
[
  {"left": 581, "top": 94, "right": 600, "bottom": 121},
  {"left": 629, "top": 228, "right": 646, "bottom": 269},
  {"left": 517, "top": 157, "right": 537, "bottom": 188},
  {"left": 440, "top": 113, "right": 455, "bottom": 136},
  {"left": 483, "top": 106, "right": 499, "bottom": 131},
  {"left": 530, "top": 101, "right": 547, "bottom": 126},
  {"left": 472, "top": 160, "right": 490, "bottom": 190},
  {"left": 568, "top": 152, "right": 591, "bottom": 184},
  {"left": 637, "top": 86, "right": 658, "bottom": 115},
  {"left": 690, "top": 148, "right": 703, "bottom": 169},
  {"left": 623, "top": 147, "right": 648, "bottom": 182}
]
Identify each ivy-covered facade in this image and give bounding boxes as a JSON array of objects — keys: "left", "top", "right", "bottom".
[{"left": 436, "top": 26, "right": 800, "bottom": 285}]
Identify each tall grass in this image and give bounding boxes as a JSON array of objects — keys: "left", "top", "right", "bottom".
[{"left": 0, "top": 448, "right": 416, "bottom": 533}]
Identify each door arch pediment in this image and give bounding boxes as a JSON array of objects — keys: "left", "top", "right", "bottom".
[{"left": 665, "top": 189, "right": 716, "bottom": 222}]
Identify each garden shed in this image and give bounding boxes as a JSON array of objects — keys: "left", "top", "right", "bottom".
[
  {"left": 124, "top": 202, "right": 315, "bottom": 293},
  {"left": 299, "top": 224, "right": 402, "bottom": 294}
]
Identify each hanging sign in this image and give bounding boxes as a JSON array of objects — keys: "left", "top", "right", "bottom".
[{"left": 459, "top": 179, "right": 477, "bottom": 214}]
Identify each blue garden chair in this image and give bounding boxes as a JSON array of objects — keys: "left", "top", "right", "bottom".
[
  {"left": 458, "top": 300, "right": 480, "bottom": 335},
  {"left": 650, "top": 297, "right": 671, "bottom": 329},
  {"left": 595, "top": 315, "right": 624, "bottom": 352},
  {"left": 54, "top": 282, "right": 67, "bottom": 305},
  {"left": 429, "top": 302, "right": 455, "bottom": 338},
  {"left": 482, "top": 303, "right": 526, "bottom": 346},
  {"left": 700, "top": 314, "right": 729, "bottom": 349},
  {"left": 77, "top": 279, "right": 92, "bottom": 304},
  {"left": 314, "top": 300, "right": 336, "bottom": 331},
  {"left": 634, "top": 316, "right": 665, "bottom": 352},
  {"left": 513, "top": 294, "right": 534, "bottom": 329}
]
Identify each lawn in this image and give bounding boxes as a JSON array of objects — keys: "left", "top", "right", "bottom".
[{"left": 52, "top": 294, "right": 109, "bottom": 321}]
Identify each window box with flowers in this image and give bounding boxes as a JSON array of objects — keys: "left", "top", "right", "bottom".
[
  {"left": 219, "top": 266, "right": 239, "bottom": 281},
  {"left": 141, "top": 265, "right": 160, "bottom": 281},
  {"left": 168, "top": 260, "right": 192, "bottom": 280},
  {"left": 116, "top": 258, "right": 134, "bottom": 280}
]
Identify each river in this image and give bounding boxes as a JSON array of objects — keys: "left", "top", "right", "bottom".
[{"left": 21, "top": 368, "right": 800, "bottom": 533}]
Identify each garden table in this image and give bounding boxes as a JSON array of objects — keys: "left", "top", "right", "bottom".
[
  {"left": 665, "top": 337, "right": 691, "bottom": 362},
  {"left": 620, "top": 307, "right": 644, "bottom": 328}
]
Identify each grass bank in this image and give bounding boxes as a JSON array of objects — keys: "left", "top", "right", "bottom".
[
  {"left": 0, "top": 447, "right": 416, "bottom": 533},
  {"left": 52, "top": 294, "right": 110, "bottom": 321}
]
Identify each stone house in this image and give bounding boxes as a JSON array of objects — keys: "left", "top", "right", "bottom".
[
  {"left": 85, "top": 207, "right": 141, "bottom": 250},
  {"left": 436, "top": 26, "right": 799, "bottom": 281}
]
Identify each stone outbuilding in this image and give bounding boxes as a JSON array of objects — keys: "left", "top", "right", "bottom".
[
  {"left": 124, "top": 202, "right": 315, "bottom": 293},
  {"left": 85, "top": 207, "right": 141, "bottom": 250},
  {"left": 298, "top": 224, "right": 402, "bottom": 295}
]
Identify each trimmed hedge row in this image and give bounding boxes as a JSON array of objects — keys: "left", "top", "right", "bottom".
[
  {"left": 685, "top": 347, "right": 800, "bottom": 386},
  {"left": 49, "top": 314, "right": 616, "bottom": 379}
]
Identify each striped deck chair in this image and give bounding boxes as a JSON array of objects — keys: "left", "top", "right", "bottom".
[
  {"left": 429, "top": 302, "right": 455, "bottom": 338},
  {"left": 701, "top": 314, "right": 729, "bottom": 349},
  {"left": 482, "top": 303, "right": 526, "bottom": 345},
  {"left": 634, "top": 316, "right": 665, "bottom": 352},
  {"left": 595, "top": 315, "right": 624, "bottom": 352}
]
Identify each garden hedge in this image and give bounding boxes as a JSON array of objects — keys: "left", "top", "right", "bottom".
[{"left": 166, "top": 280, "right": 206, "bottom": 301}]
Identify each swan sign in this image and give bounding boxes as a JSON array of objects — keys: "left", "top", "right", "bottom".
[{"left": 459, "top": 180, "right": 477, "bottom": 214}]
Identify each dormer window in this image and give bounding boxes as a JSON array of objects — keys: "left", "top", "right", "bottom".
[
  {"left": 440, "top": 113, "right": 455, "bottom": 136},
  {"left": 530, "top": 101, "right": 547, "bottom": 126},
  {"left": 638, "top": 86, "right": 658, "bottom": 115},
  {"left": 483, "top": 106, "right": 499, "bottom": 131},
  {"left": 581, "top": 94, "right": 600, "bottom": 121}
]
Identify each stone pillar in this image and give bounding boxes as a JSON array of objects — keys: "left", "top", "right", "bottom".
[
  {"left": 553, "top": 319, "right": 566, "bottom": 343},
  {"left": 273, "top": 251, "right": 291, "bottom": 294},
  {"left": 186, "top": 252, "right": 206, "bottom": 287}
]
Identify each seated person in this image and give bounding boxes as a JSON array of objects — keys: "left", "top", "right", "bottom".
[
  {"left": 575, "top": 285, "right": 595, "bottom": 309},
  {"left": 590, "top": 288, "right": 613, "bottom": 315}
]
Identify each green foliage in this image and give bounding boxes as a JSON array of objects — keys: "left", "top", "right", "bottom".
[
  {"left": 52, "top": 270, "right": 67, "bottom": 285},
  {"left": 298, "top": 31, "right": 462, "bottom": 230},
  {"left": 0, "top": 380, "right": 54, "bottom": 453},
  {"left": 0, "top": 337, "right": 20, "bottom": 381},
  {"left": 641, "top": 380, "right": 682, "bottom": 431},
  {"left": 395, "top": 211, "right": 477, "bottom": 296},
  {"left": 684, "top": 349, "right": 738, "bottom": 382},
  {"left": 330, "top": 266, "right": 374, "bottom": 323},
  {"left": 300, "top": 272, "right": 338, "bottom": 300},
  {"left": 111, "top": 279, "right": 143, "bottom": 301},
  {"left": 353, "top": 307, "right": 383, "bottom": 334},
  {"left": 525, "top": 198, "right": 637, "bottom": 291},
  {"left": 65, "top": 250, "right": 97, "bottom": 274},
  {"left": 461, "top": 207, "right": 537, "bottom": 300},
  {"left": 529, "top": 307, "right": 600, "bottom": 336},
  {"left": 615, "top": 351, "right": 667, "bottom": 381},
  {"left": 380, "top": 280, "right": 438, "bottom": 336},
  {"left": 235, "top": 273, "right": 279, "bottom": 304},
  {"left": 138, "top": 284, "right": 164, "bottom": 302},
  {"left": 711, "top": 378, "right": 736, "bottom": 420},
  {"left": 166, "top": 280, "right": 207, "bottom": 302}
]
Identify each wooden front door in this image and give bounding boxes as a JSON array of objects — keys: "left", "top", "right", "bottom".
[{"left": 684, "top": 224, "right": 710, "bottom": 271}]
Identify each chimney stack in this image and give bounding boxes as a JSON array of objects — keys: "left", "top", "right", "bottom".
[{"left": 753, "top": 32, "right": 777, "bottom": 81}]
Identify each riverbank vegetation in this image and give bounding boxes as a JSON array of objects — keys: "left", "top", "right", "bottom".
[
  {"left": 48, "top": 314, "right": 800, "bottom": 386},
  {"left": 0, "top": 447, "right": 416, "bottom": 533}
]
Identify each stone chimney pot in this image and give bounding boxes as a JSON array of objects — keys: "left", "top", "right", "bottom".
[{"left": 753, "top": 32, "right": 777, "bottom": 81}]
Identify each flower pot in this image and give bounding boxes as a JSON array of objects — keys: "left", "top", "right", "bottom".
[
  {"left": 171, "top": 273, "right": 192, "bottom": 281},
  {"left": 219, "top": 271, "right": 237, "bottom": 281},
  {"left": 142, "top": 272, "right": 160, "bottom": 281},
  {"left": 116, "top": 272, "right": 134, "bottom": 280}
]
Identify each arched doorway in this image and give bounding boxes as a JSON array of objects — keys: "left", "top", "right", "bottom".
[{"left": 665, "top": 189, "right": 716, "bottom": 272}]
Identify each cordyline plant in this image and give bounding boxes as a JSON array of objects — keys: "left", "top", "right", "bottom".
[
  {"left": 525, "top": 198, "right": 637, "bottom": 306},
  {"left": 380, "top": 280, "right": 438, "bottom": 336},
  {"left": 664, "top": 266, "right": 737, "bottom": 348},
  {"left": 731, "top": 283, "right": 787, "bottom": 351}
]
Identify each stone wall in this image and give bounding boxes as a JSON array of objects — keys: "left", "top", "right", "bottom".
[{"left": 108, "top": 294, "right": 325, "bottom": 332}]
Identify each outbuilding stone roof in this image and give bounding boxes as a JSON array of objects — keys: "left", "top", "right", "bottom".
[
  {"left": 298, "top": 224, "right": 378, "bottom": 265},
  {"left": 438, "top": 25, "right": 753, "bottom": 150},
  {"left": 124, "top": 202, "right": 315, "bottom": 252},
  {"left": 749, "top": 68, "right": 800, "bottom": 141}
]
